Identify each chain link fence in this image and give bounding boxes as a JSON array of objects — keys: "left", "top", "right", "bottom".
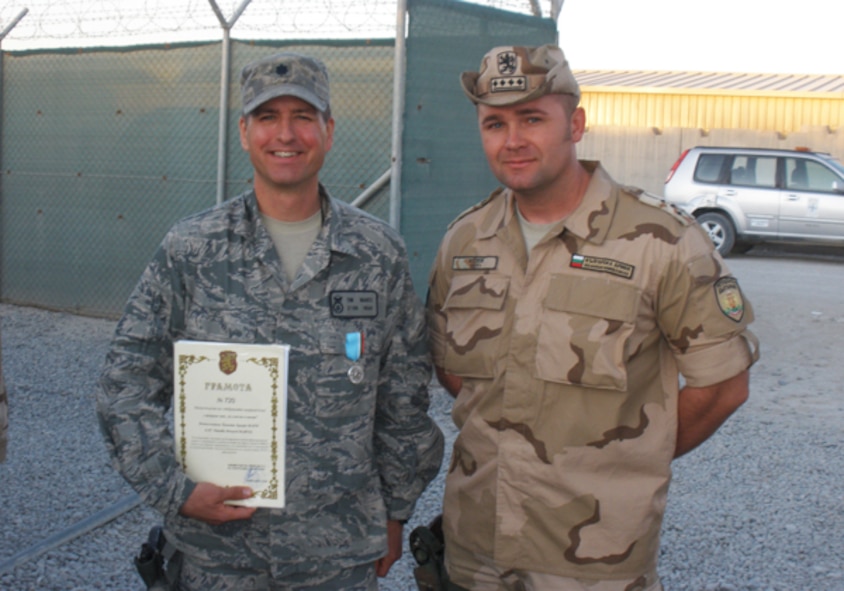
[
  {"left": 0, "top": 0, "right": 557, "bottom": 317},
  {"left": 1, "top": 40, "right": 396, "bottom": 316},
  {"left": 1, "top": 0, "right": 558, "bottom": 49},
  {"left": 400, "top": 0, "right": 558, "bottom": 291}
]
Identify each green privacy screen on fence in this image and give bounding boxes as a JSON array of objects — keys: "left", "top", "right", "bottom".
[
  {"left": 401, "top": 0, "right": 557, "bottom": 294},
  {"left": 2, "top": 43, "right": 222, "bottom": 316},
  {"left": 0, "top": 41, "right": 393, "bottom": 316},
  {"left": 0, "top": 0, "right": 554, "bottom": 317}
]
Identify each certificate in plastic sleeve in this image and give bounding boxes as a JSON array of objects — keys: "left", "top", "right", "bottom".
[{"left": 173, "top": 340, "right": 289, "bottom": 508}]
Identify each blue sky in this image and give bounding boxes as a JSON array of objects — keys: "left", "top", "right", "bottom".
[{"left": 557, "top": 0, "right": 844, "bottom": 75}]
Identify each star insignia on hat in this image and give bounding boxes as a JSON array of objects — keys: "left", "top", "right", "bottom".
[{"left": 490, "top": 76, "right": 527, "bottom": 93}]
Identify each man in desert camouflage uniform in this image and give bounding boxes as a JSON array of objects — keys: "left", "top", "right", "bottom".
[
  {"left": 426, "top": 45, "right": 759, "bottom": 591},
  {"left": 97, "top": 51, "right": 443, "bottom": 591}
]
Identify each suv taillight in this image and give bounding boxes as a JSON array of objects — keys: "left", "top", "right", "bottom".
[{"left": 665, "top": 149, "right": 689, "bottom": 184}]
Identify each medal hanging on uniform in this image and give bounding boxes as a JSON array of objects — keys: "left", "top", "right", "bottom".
[{"left": 345, "top": 332, "right": 365, "bottom": 384}]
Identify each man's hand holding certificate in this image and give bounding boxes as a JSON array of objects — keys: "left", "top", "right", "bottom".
[{"left": 173, "top": 341, "right": 289, "bottom": 508}]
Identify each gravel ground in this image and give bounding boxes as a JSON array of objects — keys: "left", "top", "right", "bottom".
[{"left": 1, "top": 248, "right": 843, "bottom": 590}]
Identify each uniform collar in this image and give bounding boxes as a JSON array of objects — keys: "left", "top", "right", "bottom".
[
  {"left": 322, "top": 185, "right": 366, "bottom": 259},
  {"left": 245, "top": 184, "right": 354, "bottom": 253},
  {"left": 475, "top": 160, "right": 620, "bottom": 246},
  {"left": 563, "top": 161, "right": 619, "bottom": 245},
  {"left": 245, "top": 184, "right": 362, "bottom": 289}
]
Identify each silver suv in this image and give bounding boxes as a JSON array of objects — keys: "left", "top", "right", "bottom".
[{"left": 663, "top": 146, "right": 844, "bottom": 255}]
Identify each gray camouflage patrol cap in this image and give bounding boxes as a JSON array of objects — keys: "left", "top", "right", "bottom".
[
  {"left": 240, "top": 52, "right": 330, "bottom": 116},
  {"left": 460, "top": 44, "right": 580, "bottom": 106}
]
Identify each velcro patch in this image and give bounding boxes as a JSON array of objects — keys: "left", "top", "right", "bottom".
[
  {"left": 490, "top": 76, "right": 527, "bottom": 94},
  {"left": 330, "top": 291, "right": 378, "bottom": 318},
  {"left": 714, "top": 277, "right": 744, "bottom": 322},
  {"left": 452, "top": 256, "right": 498, "bottom": 271},
  {"left": 570, "top": 254, "right": 634, "bottom": 279}
]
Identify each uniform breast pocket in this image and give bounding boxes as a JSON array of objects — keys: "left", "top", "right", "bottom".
[
  {"left": 535, "top": 275, "right": 640, "bottom": 391},
  {"left": 442, "top": 274, "right": 510, "bottom": 379},
  {"left": 182, "top": 293, "right": 267, "bottom": 343}
]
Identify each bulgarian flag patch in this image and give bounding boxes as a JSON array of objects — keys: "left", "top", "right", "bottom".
[{"left": 569, "top": 253, "right": 634, "bottom": 279}]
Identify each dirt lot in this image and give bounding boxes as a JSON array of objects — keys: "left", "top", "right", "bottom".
[
  {"left": 0, "top": 242, "right": 842, "bottom": 590},
  {"left": 727, "top": 244, "right": 844, "bottom": 427}
]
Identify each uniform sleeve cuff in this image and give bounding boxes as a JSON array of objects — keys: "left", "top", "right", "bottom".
[
  {"left": 162, "top": 474, "right": 196, "bottom": 522},
  {"left": 677, "top": 332, "right": 759, "bottom": 388}
]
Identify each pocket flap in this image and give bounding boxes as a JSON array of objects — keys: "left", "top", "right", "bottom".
[
  {"left": 444, "top": 274, "right": 509, "bottom": 311},
  {"left": 544, "top": 275, "right": 640, "bottom": 322},
  {"left": 318, "top": 329, "right": 346, "bottom": 354}
]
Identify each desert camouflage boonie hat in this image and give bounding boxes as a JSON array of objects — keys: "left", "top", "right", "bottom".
[
  {"left": 240, "top": 52, "right": 330, "bottom": 116},
  {"left": 460, "top": 44, "right": 580, "bottom": 107}
]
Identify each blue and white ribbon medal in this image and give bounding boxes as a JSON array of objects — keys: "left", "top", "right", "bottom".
[{"left": 345, "top": 332, "right": 365, "bottom": 385}]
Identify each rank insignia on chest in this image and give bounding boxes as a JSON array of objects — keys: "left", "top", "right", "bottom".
[{"left": 452, "top": 256, "right": 498, "bottom": 271}]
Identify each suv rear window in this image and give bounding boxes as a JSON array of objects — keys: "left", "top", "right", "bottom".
[
  {"left": 693, "top": 153, "right": 727, "bottom": 183},
  {"left": 729, "top": 155, "right": 777, "bottom": 188},
  {"left": 693, "top": 153, "right": 778, "bottom": 187}
]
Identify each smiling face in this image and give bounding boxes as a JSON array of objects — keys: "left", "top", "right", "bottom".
[
  {"left": 478, "top": 93, "right": 585, "bottom": 205},
  {"left": 239, "top": 95, "right": 334, "bottom": 210}
]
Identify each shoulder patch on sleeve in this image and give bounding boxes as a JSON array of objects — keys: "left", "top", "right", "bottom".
[
  {"left": 622, "top": 185, "right": 694, "bottom": 226},
  {"left": 714, "top": 276, "right": 745, "bottom": 322}
]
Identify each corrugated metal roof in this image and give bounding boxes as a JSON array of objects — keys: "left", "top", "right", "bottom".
[{"left": 573, "top": 70, "right": 844, "bottom": 96}]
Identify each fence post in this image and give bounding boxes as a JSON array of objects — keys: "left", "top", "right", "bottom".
[
  {"left": 207, "top": 0, "right": 251, "bottom": 205},
  {"left": 389, "top": 0, "right": 408, "bottom": 231}
]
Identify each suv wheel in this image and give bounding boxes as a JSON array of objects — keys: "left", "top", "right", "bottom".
[{"left": 696, "top": 212, "right": 736, "bottom": 256}]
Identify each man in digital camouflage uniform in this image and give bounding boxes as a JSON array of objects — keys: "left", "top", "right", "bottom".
[
  {"left": 426, "top": 44, "right": 759, "bottom": 591},
  {"left": 97, "top": 51, "right": 444, "bottom": 591}
]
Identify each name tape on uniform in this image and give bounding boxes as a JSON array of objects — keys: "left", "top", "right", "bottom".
[{"left": 330, "top": 291, "right": 378, "bottom": 318}]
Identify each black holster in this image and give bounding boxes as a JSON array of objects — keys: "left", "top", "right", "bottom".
[
  {"left": 410, "top": 515, "right": 467, "bottom": 591},
  {"left": 134, "top": 525, "right": 182, "bottom": 590}
]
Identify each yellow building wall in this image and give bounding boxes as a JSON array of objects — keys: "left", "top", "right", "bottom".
[{"left": 580, "top": 88, "right": 844, "bottom": 135}]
